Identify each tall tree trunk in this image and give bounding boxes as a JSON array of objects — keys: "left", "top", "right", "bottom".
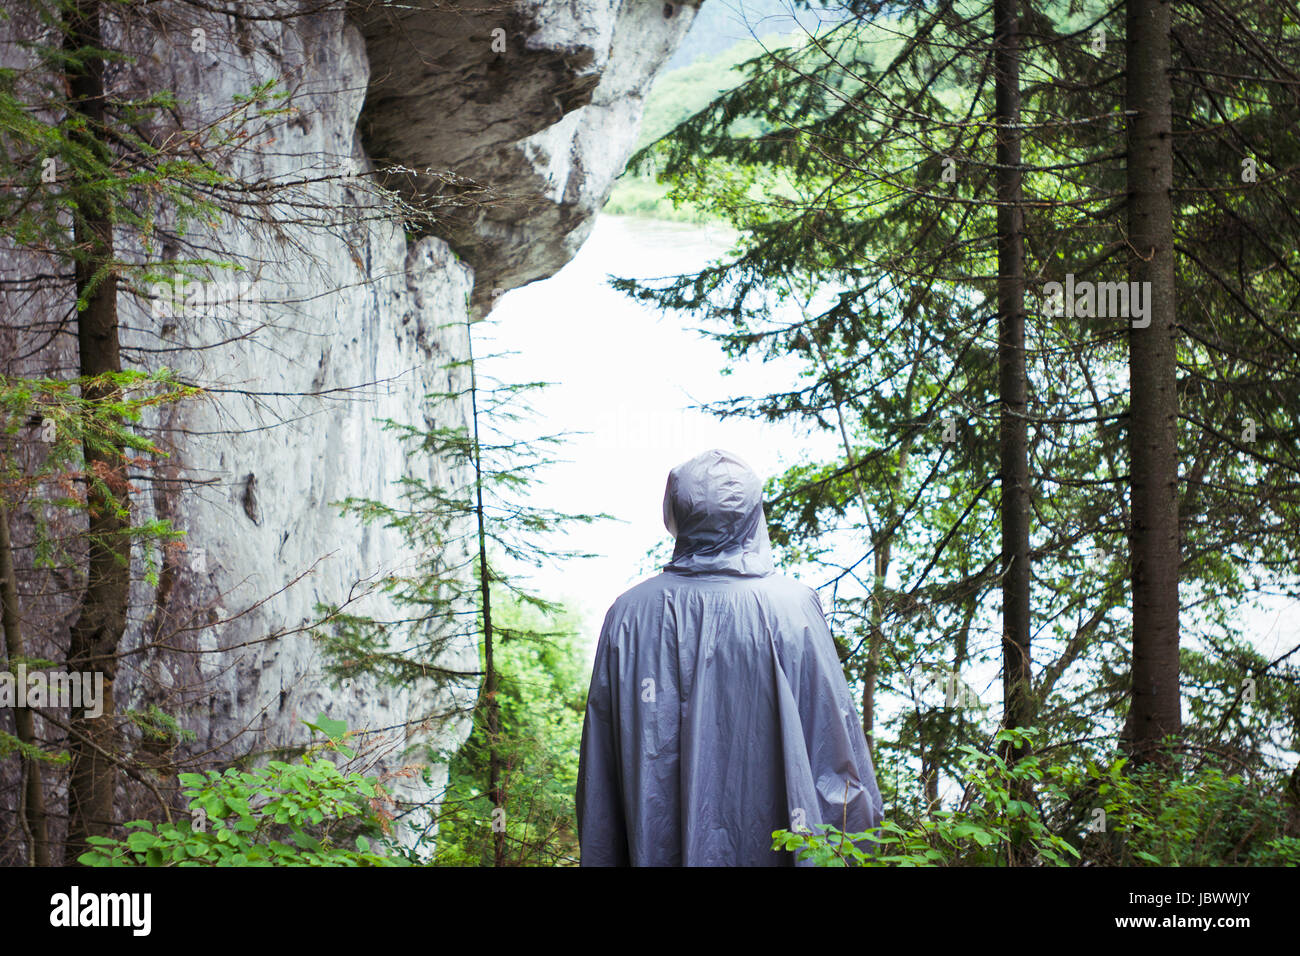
[
  {"left": 865, "top": 541, "right": 887, "bottom": 754},
  {"left": 63, "top": 0, "right": 129, "bottom": 861},
  {"left": 994, "top": 0, "right": 1034, "bottom": 865},
  {"left": 1, "top": 503, "right": 50, "bottom": 865},
  {"left": 1123, "top": 0, "right": 1182, "bottom": 765},
  {"left": 994, "top": 0, "right": 1032, "bottom": 747},
  {"left": 467, "top": 317, "right": 505, "bottom": 866}
]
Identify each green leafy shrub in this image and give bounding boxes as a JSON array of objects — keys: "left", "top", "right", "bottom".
[
  {"left": 79, "top": 718, "right": 405, "bottom": 867},
  {"left": 774, "top": 728, "right": 1080, "bottom": 866},
  {"left": 1076, "top": 754, "right": 1300, "bottom": 866},
  {"left": 773, "top": 728, "right": 1300, "bottom": 866}
]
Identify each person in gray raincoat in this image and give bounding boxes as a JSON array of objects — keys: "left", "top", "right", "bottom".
[{"left": 576, "top": 448, "right": 884, "bottom": 866}]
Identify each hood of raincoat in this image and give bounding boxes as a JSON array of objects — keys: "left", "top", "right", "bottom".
[{"left": 662, "top": 449, "right": 775, "bottom": 577}]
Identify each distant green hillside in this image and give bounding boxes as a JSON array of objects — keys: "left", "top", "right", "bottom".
[
  {"left": 606, "top": 12, "right": 907, "bottom": 223},
  {"left": 607, "top": 34, "right": 791, "bottom": 222}
]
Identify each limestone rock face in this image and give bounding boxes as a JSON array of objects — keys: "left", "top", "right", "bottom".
[
  {"left": 0, "top": 0, "right": 693, "bottom": 860},
  {"left": 358, "top": 0, "right": 699, "bottom": 312}
]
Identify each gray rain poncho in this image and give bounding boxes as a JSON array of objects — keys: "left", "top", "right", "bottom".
[{"left": 576, "top": 449, "right": 883, "bottom": 866}]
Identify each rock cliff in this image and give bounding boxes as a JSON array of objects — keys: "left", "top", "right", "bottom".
[{"left": 0, "top": 0, "right": 696, "bottom": 860}]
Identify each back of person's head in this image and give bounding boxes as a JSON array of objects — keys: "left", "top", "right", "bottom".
[{"left": 662, "top": 449, "right": 774, "bottom": 577}]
